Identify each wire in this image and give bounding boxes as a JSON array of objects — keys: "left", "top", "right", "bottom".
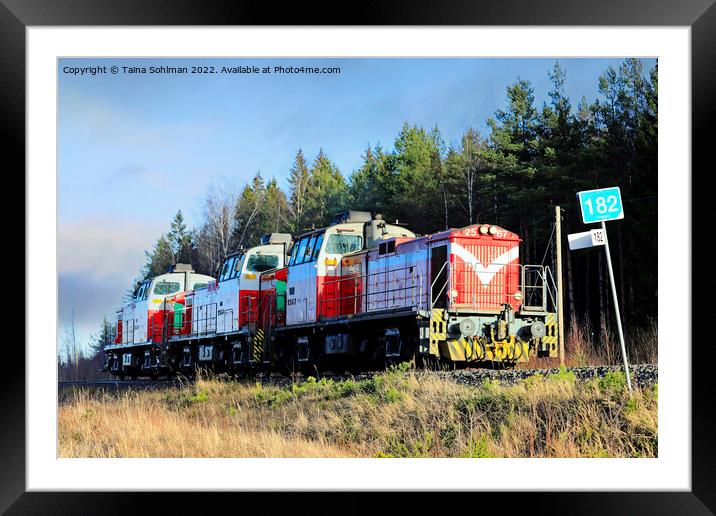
[{"left": 539, "top": 222, "right": 557, "bottom": 268}]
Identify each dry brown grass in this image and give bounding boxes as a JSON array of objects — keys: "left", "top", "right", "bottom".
[
  {"left": 59, "top": 367, "right": 657, "bottom": 458},
  {"left": 515, "top": 318, "right": 657, "bottom": 369}
]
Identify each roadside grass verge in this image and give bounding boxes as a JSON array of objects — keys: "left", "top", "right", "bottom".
[{"left": 58, "top": 365, "right": 657, "bottom": 458}]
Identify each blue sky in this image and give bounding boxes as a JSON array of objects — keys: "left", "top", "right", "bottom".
[{"left": 57, "top": 57, "right": 656, "bottom": 349}]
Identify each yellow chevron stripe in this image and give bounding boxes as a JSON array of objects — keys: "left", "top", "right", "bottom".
[
  {"left": 439, "top": 335, "right": 529, "bottom": 363},
  {"left": 429, "top": 309, "right": 446, "bottom": 356},
  {"left": 253, "top": 329, "right": 265, "bottom": 362}
]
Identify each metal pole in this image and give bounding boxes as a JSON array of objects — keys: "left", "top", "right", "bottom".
[
  {"left": 555, "top": 206, "right": 565, "bottom": 366},
  {"left": 601, "top": 221, "right": 632, "bottom": 391}
]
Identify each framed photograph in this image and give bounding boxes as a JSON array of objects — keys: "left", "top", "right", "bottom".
[{"left": 5, "top": 0, "right": 710, "bottom": 513}]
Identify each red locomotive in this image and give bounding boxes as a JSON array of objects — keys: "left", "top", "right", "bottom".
[{"left": 104, "top": 211, "right": 559, "bottom": 378}]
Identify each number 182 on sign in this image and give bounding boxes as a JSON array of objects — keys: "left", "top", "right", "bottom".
[{"left": 577, "top": 186, "right": 624, "bottom": 224}]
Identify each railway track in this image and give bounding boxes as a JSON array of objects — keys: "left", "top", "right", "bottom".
[
  {"left": 59, "top": 363, "right": 657, "bottom": 392},
  {"left": 434, "top": 363, "right": 658, "bottom": 389},
  {"left": 58, "top": 379, "right": 184, "bottom": 391}
]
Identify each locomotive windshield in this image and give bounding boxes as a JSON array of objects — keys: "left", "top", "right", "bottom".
[
  {"left": 246, "top": 254, "right": 279, "bottom": 272},
  {"left": 326, "top": 233, "right": 362, "bottom": 254},
  {"left": 153, "top": 280, "right": 181, "bottom": 296}
]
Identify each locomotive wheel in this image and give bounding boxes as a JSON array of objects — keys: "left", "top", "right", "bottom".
[{"left": 118, "top": 373, "right": 126, "bottom": 381}]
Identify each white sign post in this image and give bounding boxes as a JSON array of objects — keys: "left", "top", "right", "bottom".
[{"left": 575, "top": 187, "right": 632, "bottom": 392}]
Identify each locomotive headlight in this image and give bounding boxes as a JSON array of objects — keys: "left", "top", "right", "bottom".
[
  {"left": 489, "top": 226, "right": 498, "bottom": 235},
  {"left": 514, "top": 290, "right": 523, "bottom": 301},
  {"left": 479, "top": 225, "right": 489, "bottom": 235},
  {"left": 449, "top": 289, "right": 458, "bottom": 299}
]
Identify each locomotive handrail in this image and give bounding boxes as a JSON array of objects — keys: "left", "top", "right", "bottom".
[
  {"left": 449, "top": 262, "right": 550, "bottom": 313},
  {"left": 522, "top": 265, "right": 547, "bottom": 311},
  {"left": 543, "top": 266, "right": 559, "bottom": 313},
  {"left": 191, "top": 302, "right": 218, "bottom": 337},
  {"left": 317, "top": 265, "right": 428, "bottom": 319},
  {"left": 430, "top": 261, "right": 450, "bottom": 310},
  {"left": 240, "top": 295, "right": 259, "bottom": 326}
]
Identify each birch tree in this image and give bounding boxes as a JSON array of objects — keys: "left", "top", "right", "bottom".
[{"left": 195, "top": 185, "right": 237, "bottom": 275}]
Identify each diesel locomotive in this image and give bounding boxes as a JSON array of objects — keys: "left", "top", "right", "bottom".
[{"left": 104, "top": 211, "right": 559, "bottom": 378}]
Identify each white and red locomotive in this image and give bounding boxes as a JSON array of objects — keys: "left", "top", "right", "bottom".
[
  {"left": 104, "top": 264, "right": 214, "bottom": 379},
  {"left": 104, "top": 211, "right": 559, "bottom": 378}
]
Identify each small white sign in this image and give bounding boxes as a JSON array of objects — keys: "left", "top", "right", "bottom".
[{"left": 568, "top": 229, "right": 606, "bottom": 251}]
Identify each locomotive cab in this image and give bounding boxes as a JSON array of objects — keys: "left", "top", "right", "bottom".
[
  {"left": 186, "top": 233, "right": 293, "bottom": 337},
  {"left": 114, "top": 264, "right": 213, "bottom": 347},
  {"left": 284, "top": 211, "right": 415, "bottom": 325},
  {"left": 106, "top": 265, "right": 214, "bottom": 379}
]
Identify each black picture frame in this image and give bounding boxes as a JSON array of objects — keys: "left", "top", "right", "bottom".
[{"left": 3, "top": 1, "right": 710, "bottom": 514}]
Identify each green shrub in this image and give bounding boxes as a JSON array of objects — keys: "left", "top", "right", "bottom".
[
  {"left": 599, "top": 371, "right": 626, "bottom": 394},
  {"left": 383, "top": 387, "right": 404, "bottom": 403},
  {"left": 190, "top": 389, "right": 209, "bottom": 403},
  {"left": 624, "top": 397, "right": 638, "bottom": 414},
  {"left": 380, "top": 432, "right": 433, "bottom": 458},
  {"left": 461, "top": 435, "right": 494, "bottom": 458},
  {"left": 548, "top": 366, "right": 576, "bottom": 384},
  {"left": 439, "top": 423, "right": 458, "bottom": 451}
]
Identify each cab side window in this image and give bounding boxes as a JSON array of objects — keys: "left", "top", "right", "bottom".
[
  {"left": 292, "top": 237, "right": 309, "bottom": 265},
  {"left": 231, "top": 255, "right": 244, "bottom": 278},
  {"left": 288, "top": 241, "right": 300, "bottom": 266},
  {"left": 135, "top": 281, "right": 151, "bottom": 301},
  {"left": 220, "top": 257, "right": 236, "bottom": 281},
  {"left": 311, "top": 233, "right": 324, "bottom": 260},
  {"left": 303, "top": 235, "right": 316, "bottom": 263}
]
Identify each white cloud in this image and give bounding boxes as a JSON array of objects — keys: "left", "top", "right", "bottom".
[
  {"left": 58, "top": 216, "right": 164, "bottom": 280},
  {"left": 57, "top": 216, "right": 168, "bottom": 350}
]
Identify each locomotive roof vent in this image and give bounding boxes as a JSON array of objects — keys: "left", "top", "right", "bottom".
[
  {"left": 169, "top": 263, "right": 194, "bottom": 273},
  {"left": 260, "top": 233, "right": 293, "bottom": 245},
  {"left": 331, "top": 210, "right": 372, "bottom": 225}
]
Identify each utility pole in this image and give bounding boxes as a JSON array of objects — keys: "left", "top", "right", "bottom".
[{"left": 555, "top": 206, "right": 565, "bottom": 366}]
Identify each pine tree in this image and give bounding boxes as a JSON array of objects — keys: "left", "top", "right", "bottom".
[
  {"left": 168, "top": 210, "right": 194, "bottom": 264},
  {"left": 142, "top": 233, "right": 174, "bottom": 277},
  {"left": 287, "top": 149, "right": 311, "bottom": 232},
  {"left": 304, "top": 149, "right": 347, "bottom": 228}
]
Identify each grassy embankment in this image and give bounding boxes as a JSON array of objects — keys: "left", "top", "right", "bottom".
[{"left": 59, "top": 362, "right": 657, "bottom": 458}]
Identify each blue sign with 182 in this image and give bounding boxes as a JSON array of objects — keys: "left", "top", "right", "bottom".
[{"left": 577, "top": 186, "right": 624, "bottom": 224}]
